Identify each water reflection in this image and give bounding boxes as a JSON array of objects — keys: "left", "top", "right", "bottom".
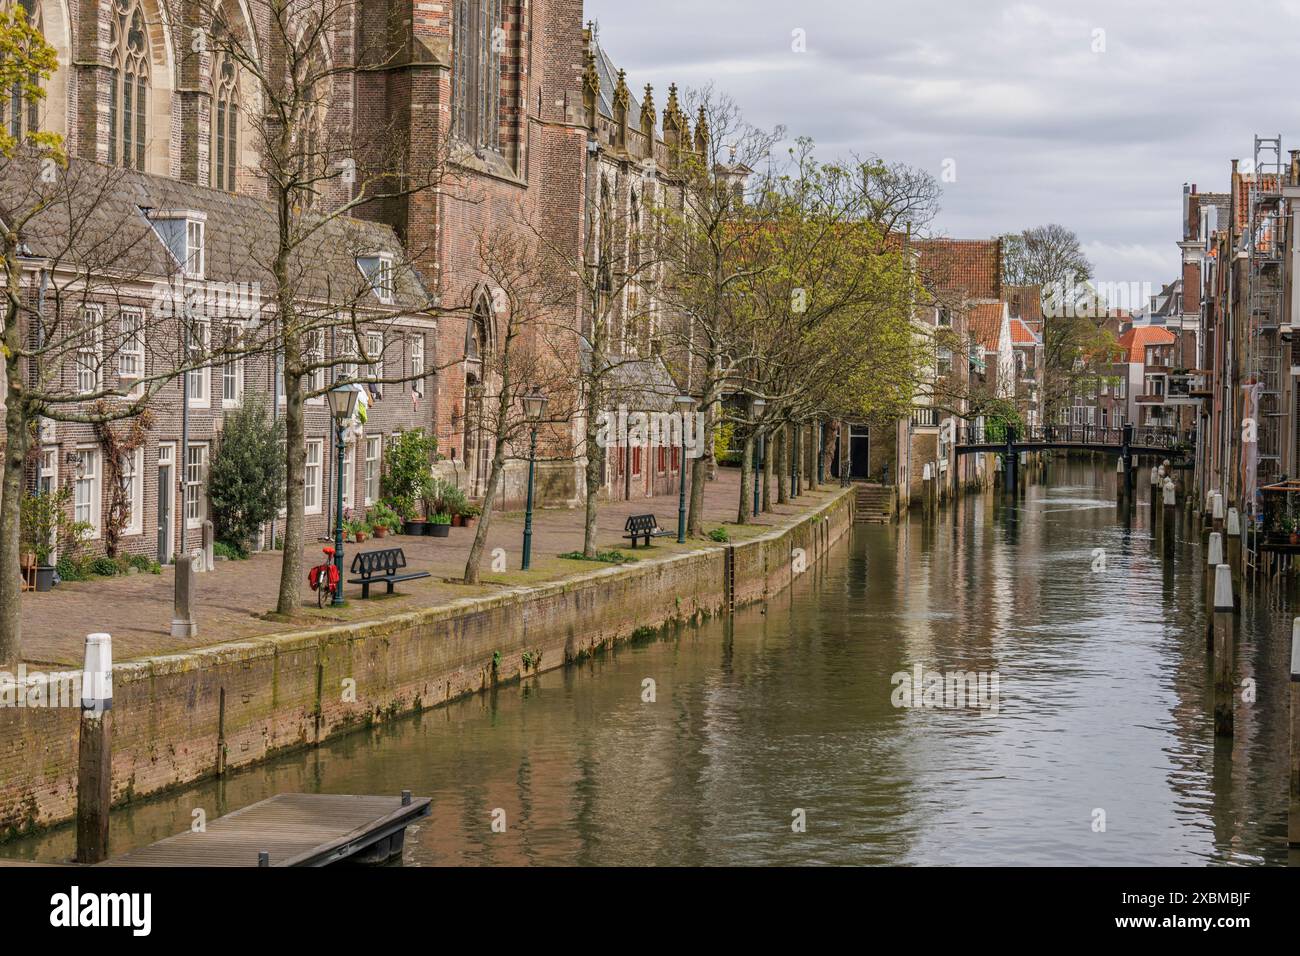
[{"left": 5, "top": 460, "right": 1295, "bottom": 865}]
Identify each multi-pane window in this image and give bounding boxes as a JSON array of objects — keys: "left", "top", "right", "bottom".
[
  {"left": 186, "top": 316, "right": 210, "bottom": 404},
  {"left": 185, "top": 220, "right": 204, "bottom": 278},
  {"left": 76, "top": 306, "right": 104, "bottom": 395},
  {"left": 342, "top": 442, "right": 355, "bottom": 511},
  {"left": 306, "top": 330, "right": 325, "bottom": 393},
  {"left": 184, "top": 443, "right": 208, "bottom": 528},
  {"left": 5, "top": 0, "right": 42, "bottom": 141},
  {"left": 222, "top": 325, "right": 242, "bottom": 404},
  {"left": 304, "top": 440, "right": 322, "bottom": 513},
  {"left": 358, "top": 256, "right": 394, "bottom": 303},
  {"left": 452, "top": 0, "right": 503, "bottom": 153},
  {"left": 212, "top": 16, "right": 239, "bottom": 192},
  {"left": 74, "top": 448, "right": 101, "bottom": 535},
  {"left": 120, "top": 448, "right": 142, "bottom": 535},
  {"left": 109, "top": 0, "right": 149, "bottom": 169},
  {"left": 410, "top": 334, "right": 424, "bottom": 397},
  {"left": 366, "top": 332, "right": 384, "bottom": 396},
  {"left": 119, "top": 309, "right": 143, "bottom": 377},
  {"left": 364, "top": 436, "right": 381, "bottom": 505}
]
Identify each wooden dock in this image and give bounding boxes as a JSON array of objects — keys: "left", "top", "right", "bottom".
[{"left": 101, "top": 793, "right": 430, "bottom": 867}]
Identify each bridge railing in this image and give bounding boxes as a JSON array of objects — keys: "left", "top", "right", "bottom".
[{"left": 955, "top": 423, "right": 1183, "bottom": 448}]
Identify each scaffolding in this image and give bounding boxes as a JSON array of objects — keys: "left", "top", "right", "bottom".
[{"left": 1243, "top": 135, "right": 1287, "bottom": 503}]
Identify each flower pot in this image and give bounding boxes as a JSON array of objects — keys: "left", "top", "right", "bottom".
[
  {"left": 431, "top": 523, "right": 451, "bottom": 537},
  {"left": 373, "top": 526, "right": 388, "bottom": 539},
  {"left": 35, "top": 566, "right": 55, "bottom": 592},
  {"left": 403, "top": 520, "right": 426, "bottom": 535},
  {"left": 451, "top": 514, "right": 464, "bottom": 527},
  {"left": 356, "top": 532, "right": 368, "bottom": 543},
  {"left": 1289, "top": 533, "right": 1297, "bottom": 545},
  {"left": 463, "top": 516, "right": 478, "bottom": 529}
]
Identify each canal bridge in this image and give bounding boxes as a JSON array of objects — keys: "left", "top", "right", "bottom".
[{"left": 955, "top": 423, "right": 1189, "bottom": 492}]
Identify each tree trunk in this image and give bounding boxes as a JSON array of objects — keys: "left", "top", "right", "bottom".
[
  {"left": 776, "top": 425, "right": 789, "bottom": 504},
  {"left": 274, "top": 358, "right": 307, "bottom": 616},
  {"left": 687, "top": 391, "right": 716, "bottom": 536},
  {"left": 762, "top": 427, "right": 773, "bottom": 512},
  {"left": 737, "top": 431, "right": 753, "bottom": 524},
  {"left": 464, "top": 444, "right": 507, "bottom": 584},
  {"left": 582, "top": 381, "right": 602, "bottom": 557},
  {"left": 0, "top": 354, "right": 27, "bottom": 664}
]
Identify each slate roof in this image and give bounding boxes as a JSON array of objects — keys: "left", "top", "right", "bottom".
[{"left": 0, "top": 150, "right": 433, "bottom": 313}]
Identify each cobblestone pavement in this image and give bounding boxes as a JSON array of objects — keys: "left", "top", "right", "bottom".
[{"left": 21, "top": 469, "right": 840, "bottom": 665}]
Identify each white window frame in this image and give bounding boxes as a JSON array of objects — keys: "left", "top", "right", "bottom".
[
  {"left": 306, "top": 330, "right": 326, "bottom": 399},
  {"left": 186, "top": 315, "right": 211, "bottom": 407},
  {"left": 342, "top": 440, "right": 355, "bottom": 512},
  {"left": 76, "top": 305, "right": 104, "bottom": 396},
  {"left": 366, "top": 331, "right": 384, "bottom": 395},
  {"left": 184, "top": 442, "right": 209, "bottom": 530},
  {"left": 359, "top": 255, "right": 395, "bottom": 304},
  {"left": 121, "top": 447, "right": 143, "bottom": 536},
  {"left": 364, "top": 435, "right": 381, "bottom": 506},
  {"left": 185, "top": 219, "right": 205, "bottom": 280},
  {"left": 410, "top": 334, "right": 424, "bottom": 397},
  {"left": 74, "top": 446, "right": 102, "bottom": 538},
  {"left": 118, "top": 308, "right": 145, "bottom": 395},
  {"left": 305, "top": 440, "right": 323, "bottom": 514},
  {"left": 221, "top": 323, "right": 244, "bottom": 406}
]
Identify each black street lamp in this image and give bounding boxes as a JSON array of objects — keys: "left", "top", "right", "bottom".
[
  {"left": 751, "top": 397, "right": 767, "bottom": 517},
  {"left": 674, "top": 394, "right": 694, "bottom": 542},
  {"left": 327, "top": 383, "right": 360, "bottom": 606},
  {"left": 521, "top": 387, "right": 548, "bottom": 571}
]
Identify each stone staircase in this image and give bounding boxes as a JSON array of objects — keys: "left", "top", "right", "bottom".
[{"left": 853, "top": 483, "right": 894, "bottom": 524}]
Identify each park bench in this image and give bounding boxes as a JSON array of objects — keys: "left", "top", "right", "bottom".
[
  {"left": 347, "top": 547, "right": 431, "bottom": 599},
  {"left": 623, "top": 513, "right": 673, "bottom": 548}
]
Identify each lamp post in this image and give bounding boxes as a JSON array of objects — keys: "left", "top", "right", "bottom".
[
  {"left": 674, "top": 395, "right": 694, "bottom": 542},
  {"left": 327, "top": 383, "right": 360, "bottom": 606},
  {"left": 751, "top": 397, "right": 767, "bottom": 517},
  {"left": 521, "top": 387, "right": 548, "bottom": 571}
]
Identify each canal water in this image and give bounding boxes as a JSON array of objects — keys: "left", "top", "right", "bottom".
[{"left": 6, "top": 460, "right": 1296, "bottom": 865}]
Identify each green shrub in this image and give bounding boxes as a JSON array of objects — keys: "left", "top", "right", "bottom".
[
  {"left": 382, "top": 430, "right": 437, "bottom": 519},
  {"left": 128, "top": 554, "right": 162, "bottom": 574},
  {"left": 208, "top": 398, "right": 285, "bottom": 551},
  {"left": 87, "top": 556, "right": 119, "bottom": 577},
  {"left": 55, "top": 555, "right": 84, "bottom": 581},
  {"left": 213, "top": 541, "right": 247, "bottom": 561},
  {"left": 558, "top": 549, "right": 638, "bottom": 564},
  {"left": 708, "top": 527, "right": 730, "bottom": 542}
]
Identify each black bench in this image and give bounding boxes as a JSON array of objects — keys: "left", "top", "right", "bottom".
[
  {"left": 623, "top": 513, "right": 673, "bottom": 548},
  {"left": 347, "top": 547, "right": 431, "bottom": 599}
]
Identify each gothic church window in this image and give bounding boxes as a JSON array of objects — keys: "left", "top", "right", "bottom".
[{"left": 452, "top": 0, "right": 502, "bottom": 154}]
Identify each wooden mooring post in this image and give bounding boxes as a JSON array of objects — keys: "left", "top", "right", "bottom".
[
  {"left": 1226, "top": 507, "right": 1242, "bottom": 608},
  {"left": 1115, "top": 458, "right": 1126, "bottom": 503},
  {"left": 1289, "top": 618, "right": 1300, "bottom": 847},
  {"left": 1205, "top": 532, "right": 1223, "bottom": 633},
  {"left": 1161, "top": 477, "right": 1177, "bottom": 557},
  {"left": 1212, "top": 565, "right": 1234, "bottom": 738},
  {"left": 76, "top": 633, "right": 113, "bottom": 865}
]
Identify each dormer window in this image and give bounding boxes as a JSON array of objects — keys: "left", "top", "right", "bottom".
[
  {"left": 146, "top": 211, "right": 207, "bottom": 280},
  {"left": 358, "top": 255, "right": 394, "bottom": 304}
]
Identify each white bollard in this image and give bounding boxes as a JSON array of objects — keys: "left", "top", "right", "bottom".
[{"left": 81, "top": 633, "right": 113, "bottom": 714}]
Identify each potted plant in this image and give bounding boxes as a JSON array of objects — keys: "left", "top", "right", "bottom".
[
  {"left": 380, "top": 429, "right": 437, "bottom": 536},
  {"left": 352, "top": 519, "right": 371, "bottom": 544},
  {"left": 442, "top": 484, "right": 469, "bottom": 526},
  {"left": 20, "top": 487, "right": 85, "bottom": 592},
  {"left": 429, "top": 511, "right": 452, "bottom": 537},
  {"left": 460, "top": 503, "right": 481, "bottom": 529},
  {"left": 370, "top": 501, "right": 399, "bottom": 539}
]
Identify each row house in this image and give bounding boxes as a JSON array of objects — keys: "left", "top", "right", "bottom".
[{"left": 4, "top": 0, "right": 729, "bottom": 568}]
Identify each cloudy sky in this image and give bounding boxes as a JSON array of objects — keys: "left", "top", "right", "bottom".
[{"left": 587, "top": 0, "right": 1300, "bottom": 299}]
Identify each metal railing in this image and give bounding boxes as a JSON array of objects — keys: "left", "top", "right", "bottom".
[{"left": 955, "top": 423, "right": 1182, "bottom": 449}]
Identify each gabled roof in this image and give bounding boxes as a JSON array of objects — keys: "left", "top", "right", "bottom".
[
  {"left": 916, "top": 238, "right": 1001, "bottom": 301},
  {"left": 969, "top": 301, "right": 1006, "bottom": 352},
  {"left": 1005, "top": 284, "right": 1043, "bottom": 324},
  {"left": 1116, "top": 325, "right": 1175, "bottom": 363},
  {"left": 1010, "top": 317, "right": 1040, "bottom": 346}
]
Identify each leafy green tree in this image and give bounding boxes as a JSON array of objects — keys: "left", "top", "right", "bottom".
[{"left": 207, "top": 399, "right": 285, "bottom": 552}]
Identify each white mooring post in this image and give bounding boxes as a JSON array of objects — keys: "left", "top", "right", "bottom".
[
  {"left": 1205, "top": 532, "right": 1223, "bottom": 623},
  {"left": 1226, "top": 507, "right": 1242, "bottom": 609},
  {"left": 1211, "top": 492, "right": 1225, "bottom": 535},
  {"left": 1161, "top": 477, "right": 1177, "bottom": 553},
  {"left": 77, "top": 633, "right": 113, "bottom": 864},
  {"left": 1212, "top": 566, "right": 1234, "bottom": 738},
  {"left": 1115, "top": 458, "right": 1126, "bottom": 502}
]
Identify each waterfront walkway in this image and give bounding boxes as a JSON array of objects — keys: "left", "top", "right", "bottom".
[{"left": 21, "top": 470, "right": 840, "bottom": 666}]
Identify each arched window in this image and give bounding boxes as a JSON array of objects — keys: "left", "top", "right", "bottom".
[
  {"left": 108, "top": 0, "right": 149, "bottom": 169},
  {"left": 289, "top": 29, "right": 328, "bottom": 197},
  {"left": 211, "top": 15, "right": 238, "bottom": 191},
  {"left": 452, "top": 0, "right": 501, "bottom": 153},
  {"left": 3, "top": 0, "right": 43, "bottom": 139}
]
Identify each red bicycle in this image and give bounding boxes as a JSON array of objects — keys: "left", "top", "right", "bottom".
[{"left": 309, "top": 546, "right": 341, "bottom": 608}]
